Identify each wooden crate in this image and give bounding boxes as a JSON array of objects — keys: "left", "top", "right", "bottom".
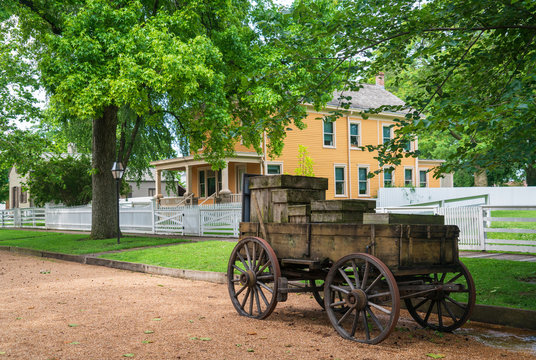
[
  {"left": 363, "top": 213, "right": 445, "bottom": 225},
  {"left": 249, "top": 175, "right": 327, "bottom": 224},
  {"left": 240, "top": 222, "right": 459, "bottom": 273},
  {"left": 310, "top": 199, "right": 376, "bottom": 223}
]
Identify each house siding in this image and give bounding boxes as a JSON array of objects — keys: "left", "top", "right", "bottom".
[{"left": 265, "top": 111, "right": 431, "bottom": 198}]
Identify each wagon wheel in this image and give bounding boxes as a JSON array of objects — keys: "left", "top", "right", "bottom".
[
  {"left": 310, "top": 280, "right": 325, "bottom": 309},
  {"left": 227, "top": 237, "right": 280, "bottom": 319},
  {"left": 404, "top": 261, "right": 475, "bottom": 332},
  {"left": 324, "top": 253, "right": 400, "bottom": 344}
]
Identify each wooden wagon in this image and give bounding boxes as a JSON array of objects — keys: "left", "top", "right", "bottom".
[{"left": 227, "top": 175, "right": 476, "bottom": 344}]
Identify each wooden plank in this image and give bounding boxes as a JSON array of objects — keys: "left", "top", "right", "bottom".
[
  {"left": 249, "top": 175, "right": 328, "bottom": 190},
  {"left": 363, "top": 213, "right": 445, "bottom": 225},
  {"left": 485, "top": 244, "right": 536, "bottom": 253},
  {"left": 311, "top": 199, "right": 375, "bottom": 211},
  {"left": 289, "top": 215, "right": 310, "bottom": 224},
  {"left": 311, "top": 223, "right": 372, "bottom": 237},
  {"left": 271, "top": 189, "right": 325, "bottom": 204},
  {"left": 311, "top": 212, "right": 364, "bottom": 223},
  {"left": 288, "top": 205, "right": 310, "bottom": 217}
]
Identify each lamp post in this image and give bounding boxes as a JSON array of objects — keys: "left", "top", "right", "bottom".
[{"left": 111, "top": 162, "right": 124, "bottom": 244}]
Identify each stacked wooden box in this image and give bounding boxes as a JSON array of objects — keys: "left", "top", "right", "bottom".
[
  {"left": 363, "top": 213, "right": 445, "bottom": 225},
  {"left": 249, "top": 175, "right": 328, "bottom": 224},
  {"left": 310, "top": 199, "right": 376, "bottom": 223}
]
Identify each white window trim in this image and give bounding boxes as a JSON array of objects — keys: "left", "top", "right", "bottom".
[
  {"left": 419, "top": 168, "right": 429, "bottom": 187},
  {"left": 382, "top": 124, "right": 393, "bottom": 144},
  {"left": 383, "top": 166, "right": 395, "bottom": 188},
  {"left": 323, "top": 120, "right": 336, "bottom": 148},
  {"left": 357, "top": 165, "right": 370, "bottom": 197},
  {"left": 198, "top": 167, "right": 220, "bottom": 198},
  {"left": 348, "top": 120, "right": 361, "bottom": 150},
  {"left": 334, "top": 164, "right": 347, "bottom": 197},
  {"left": 236, "top": 165, "right": 246, "bottom": 193},
  {"left": 266, "top": 161, "right": 283, "bottom": 175},
  {"left": 403, "top": 166, "right": 414, "bottom": 187}
]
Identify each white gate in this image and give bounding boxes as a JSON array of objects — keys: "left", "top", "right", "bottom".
[
  {"left": 200, "top": 207, "right": 241, "bottom": 237},
  {"left": 154, "top": 207, "right": 184, "bottom": 234}
]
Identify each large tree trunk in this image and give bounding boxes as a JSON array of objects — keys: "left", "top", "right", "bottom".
[
  {"left": 526, "top": 164, "right": 536, "bottom": 186},
  {"left": 91, "top": 105, "right": 119, "bottom": 239},
  {"left": 474, "top": 167, "right": 488, "bottom": 187}
]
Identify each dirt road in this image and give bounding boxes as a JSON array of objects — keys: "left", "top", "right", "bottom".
[{"left": 0, "top": 251, "right": 534, "bottom": 360}]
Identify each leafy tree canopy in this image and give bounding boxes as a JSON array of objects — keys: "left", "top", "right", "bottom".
[
  {"left": 276, "top": 0, "right": 536, "bottom": 184},
  {"left": 26, "top": 155, "right": 92, "bottom": 206}
]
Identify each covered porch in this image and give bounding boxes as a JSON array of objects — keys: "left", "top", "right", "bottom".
[{"left": 150, "top": 152, "right": 263, "bottom": 206}]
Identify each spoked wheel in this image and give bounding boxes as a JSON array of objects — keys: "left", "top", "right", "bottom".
[
  {"left": 324, "top": 253, "right": 400, "bottom": 344},
  {"left": 404, "top": 261, "right": 475, "bottom": 332},
  {"left": 227, "top": 237, "right": 280, "bottom": 319},
  {"left": 310, "top": 280, "right": 325, "bottom": 309}
]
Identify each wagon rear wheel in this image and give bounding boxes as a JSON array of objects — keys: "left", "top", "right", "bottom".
[
  {"left": 404, "top": 261, "right": 475, "bottom": 332},
  {"left": 324, "top": 253, "right": 400, "bottom": 344},
  {"left": 310, "top": 280, "right": 325, "bottom": 309},
  {"left": 227, "top": 237, "right": 280, "bottom": 319}
]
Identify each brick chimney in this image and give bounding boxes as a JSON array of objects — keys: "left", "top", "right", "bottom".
[{"left": 376, "top": 72, "right": 385, "bottom": 87}]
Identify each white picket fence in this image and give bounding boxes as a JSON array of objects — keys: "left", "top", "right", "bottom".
[
  {"left": 0, "top": 203, "right": 242, "bottom": 238},
  {"left": 3, "top": 203, "right": 535, "bottom": 252},
  {"left": 377, "top": 205, "right": 536, "bottom": 253}
]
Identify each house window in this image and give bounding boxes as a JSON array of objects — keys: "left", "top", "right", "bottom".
[
  {"left": 382, "top": 125, "right": 392, "bottom": 144},
  {"left": 403, "top": 140, "right": 411, "bottom": 152},
  {"left": 323, "top": 121, "right": 335, "bottom": 147},
  {"left": 358, "top": 167, "right": 369, "bottom": 196},
  {"left": 148, "top": 188, "right": 155, "bottom": 197},
  {"left": 334, "top": 165, "right": 346, "bottom": 196},
  {"left": 199, "top": 169, "right": 219, "bottom": 197},
  {"left": 349, "top": 122, "right": 360, "bottom": 148},
  {"left": 236, "top": 165, "right": 246, "bottom": 193},
  {"left": 384, "top": 168, "right": 394, "bottom": 187},
  {"left": 20, "top": 189, "right": 28, "bottom": 204},
  {"left": 267, "top": 163, "right": 282, "bottom": 175},
  {"left": 420, "top": 170, "right": 428, "bottom": 187},
  {"left": 404, "top": 168, "right": 413, "bottom": 186}
]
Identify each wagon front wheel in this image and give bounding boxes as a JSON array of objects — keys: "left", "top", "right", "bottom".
[
  {"left": 227, "top": 237, "right": 280, "bottom": 319},
  {"left": 404, "top": 261, "right": 475, "bottom": 332},
  {"left": 324, "top": 253, "right": 400, "bottom": 344}
]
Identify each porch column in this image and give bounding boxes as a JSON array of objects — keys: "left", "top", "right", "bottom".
[
  {"left": 219, "top": 161, "right": 231, "bottom": 196},
  {"left": 185, "top": 165, "right": 192, "bottom": 195},
  {"left": 155, "top": 170, "right": 163, "bottom": 199}
]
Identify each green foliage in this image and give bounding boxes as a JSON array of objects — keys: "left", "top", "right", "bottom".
[
  {"left": 294, "top": 145, "right": 315, "bottom": 177},
  {"left": 25, "top": 155, "right": 92, "bottom": 206},
  {"left": 0, "top": 168, "right": 8, "bottom": 203}
]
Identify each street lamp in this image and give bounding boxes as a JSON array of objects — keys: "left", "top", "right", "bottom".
[{"left": 111, "top": 161, "right": 124, "bottom": 244}]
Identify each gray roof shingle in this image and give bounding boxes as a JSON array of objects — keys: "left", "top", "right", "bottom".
[{"left": 326, "top": 84, "right": 406, "bottom": 112}]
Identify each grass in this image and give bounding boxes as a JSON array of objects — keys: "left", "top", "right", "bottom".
[
  {"left": 487, "top": 210, "right": 536, "bottom": 243},
  {"left": 99, "top": 241, "right": 236, "bottom": 273},
  {"left": 0, "top": 229, "right": 189, "bottom": 255},
  {"left": 461, "top": 257, "right": 536, "bottom": 311}
]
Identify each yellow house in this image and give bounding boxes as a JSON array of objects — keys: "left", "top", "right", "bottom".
[{"left": 150, "top": 76, "right": 450, "bottom": 205}]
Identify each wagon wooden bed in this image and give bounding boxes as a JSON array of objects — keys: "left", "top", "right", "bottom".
[{"left": 227, "top": 175, "right": 476, "bottom": 344}]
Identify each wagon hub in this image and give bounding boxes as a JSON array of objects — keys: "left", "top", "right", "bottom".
[
  {"left": 239, "top": 270, "right": 257, "bottom": 288},
  {"left": 346, "top": 289, "right": 368, "bottom": 311}
]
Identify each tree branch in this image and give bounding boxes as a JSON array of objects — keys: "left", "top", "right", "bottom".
[
  {"left": 17, "top": 0, "right": 62, "bottom": 35},
  {"left": 122, "top": 115, "right": 142, "bottom": 170}
]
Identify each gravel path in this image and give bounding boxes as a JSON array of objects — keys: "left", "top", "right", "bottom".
[{"left": 1, "top": 251, "right": 534, "bottom": 360}]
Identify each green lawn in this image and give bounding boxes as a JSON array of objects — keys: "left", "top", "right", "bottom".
[
  {"left": 487, "top": 210, "right": 536, "bottom": 243},
  {"left": 99, "top": 241, "right": 236, "bottom": 273},
  {"left": 0, "top": 229, "right": 189, "bottom": 255},
  {"left": 461, "top": 257, "right": 536, "bottom": 311}
]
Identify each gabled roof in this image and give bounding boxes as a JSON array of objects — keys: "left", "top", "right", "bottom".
[{"left": 326, "top": 84, "right": 406, "bottom": 112}]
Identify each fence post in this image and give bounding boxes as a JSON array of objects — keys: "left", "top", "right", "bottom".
[
  {"left": 478, "top": 206, "right": 486, "bottom": 251},
  {"left": 151, "top": 199, "right": 156, "bottom": 234},
  {"left": 14, "top": 208, "right": 20, "bottom": 227}
]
